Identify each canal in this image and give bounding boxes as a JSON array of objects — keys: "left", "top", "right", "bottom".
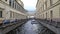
[{"left": 7, "top": 19, "right": 55, "bottom": 34}]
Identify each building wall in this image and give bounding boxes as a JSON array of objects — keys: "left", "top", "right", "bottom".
[
  {"left": 17, "top": 0, "right": 24, "bottom": 7},
  {"left": 36, "top": 0, "right": 60, "bottom": 22},
  {"left": 1, "top": 0, "right": 9, "bottom": 4},
  {"left": 0, "top": 0, "right": 27, "bottom": 20}
]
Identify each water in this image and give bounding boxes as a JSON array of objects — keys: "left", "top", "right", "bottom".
[
  {"left": 18, "top": 19, "right": 45, "bottom": 34},
  {"left": 6, "top": 19, "right": 56, "bottom": 34},
  {"left": 7, "top": 20, "right": 55, "bottom": 34}
]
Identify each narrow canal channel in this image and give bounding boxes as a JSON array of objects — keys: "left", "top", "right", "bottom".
[{"left": 7, "top": 19, "right": 55, "bottom": 34}]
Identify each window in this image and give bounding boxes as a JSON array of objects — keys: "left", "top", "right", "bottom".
[
  {"left": 10, "top": 11, "right": 13, "bottom": 18},
  {"left": 5, "top": 0, "right": 7, "bottom": 1},
  {"left": 15, "top": 3, "right": 16, "bottom": 9},
  {"left": 43, "top": 5, "right": 44, "bottom": 10},
  {"left": 9, "top": 0, "right": 11, "bottom": 6},
  {"left": 50, "top": 11, "right": 53, "bottom": 18},
  {"left": 0, "top": 11, "right": 2, "bottom": 18},
  {"left": 46, "top": 13, "right": 47, "bottom": 20},
  {"left": 50, "top": 10, "right": 53, "bottom": 22},
  {"left": 13, "top": 1, "right": 14, "bottom": 8},
  {"left": 50, "top": 0, "right": 53, "bottom": 6},
  {"left": 45, "top": 1, "right": 47, "bottom": 9},
  {"left": 43, "top": 14, "right": 44, "bottom": 18},
  {"left": 59, "top": 7, "right": 60, "bottom": 17}
]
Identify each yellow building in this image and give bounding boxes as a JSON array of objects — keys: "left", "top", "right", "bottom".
[{"left": 0, "top": 0, "right": 27, "bottom": 23}]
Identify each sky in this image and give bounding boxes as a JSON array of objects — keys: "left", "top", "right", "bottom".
[{"left": 21, "top": 0, "right": 37, "bottom": 11}]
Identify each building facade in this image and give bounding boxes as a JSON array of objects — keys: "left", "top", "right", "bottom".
[
  {"left": 36, "top": 0, "right": 60, "bottom": 22},
  {"left": 35, "top": 0, "right": 60, "bottom": 34},
  {"left": 17, "top": 0, "right": 24, "bottom": 7},
  {"left": 0, "top": 0, "right": 27, "bottom": 23}
]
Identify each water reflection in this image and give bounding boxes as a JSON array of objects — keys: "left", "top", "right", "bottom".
[{"left": 18, "top": 20, "right": 44, "bottom": 34}]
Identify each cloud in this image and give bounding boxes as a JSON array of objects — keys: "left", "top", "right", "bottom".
[{"left": 21, "top": 0, "right": 37, "bottom": 11}]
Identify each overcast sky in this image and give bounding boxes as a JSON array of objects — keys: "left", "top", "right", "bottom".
[{"left": 21, "top": 0, "right": 37, "bottom": 11}]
